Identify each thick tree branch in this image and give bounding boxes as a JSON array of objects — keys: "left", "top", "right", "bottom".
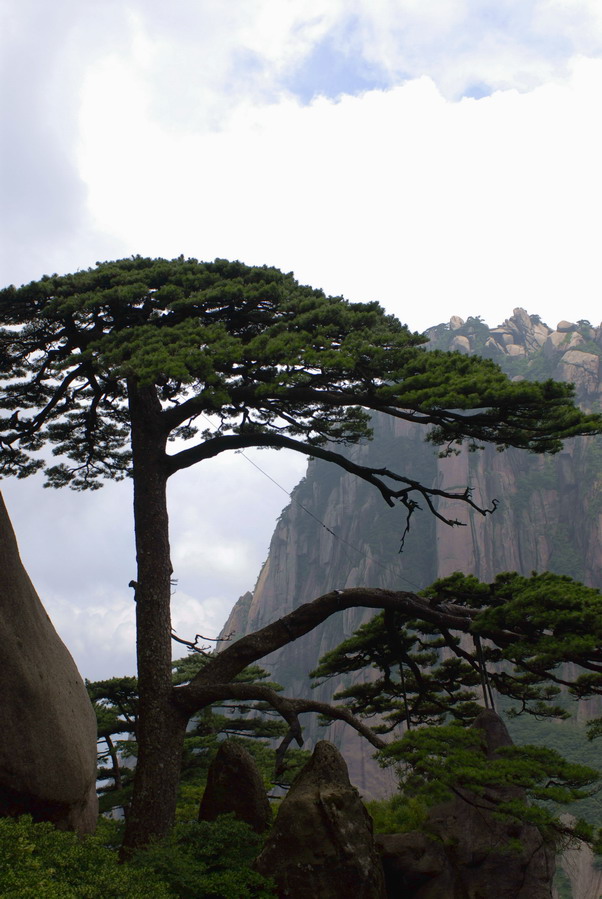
[
  {"left": 174, "top": 588, "right": 483, "bottom": 715},
  {"left": 160, "top": 385, "right": 402, "bottom": 431},
  {"left": 165, "top": 431, "right": 497, "bottom": 528},
  {"left": 171, "top": 680, "right": 386, "bottom": 753},
  {"left": 173, "top": 683, "right": 304, "bottom": 746},
  {"left": 161, "top": 382, "right": 556, "bottom": 435},
  {"left": 288, "top": 697, "right": 387, "bottom": 751}
]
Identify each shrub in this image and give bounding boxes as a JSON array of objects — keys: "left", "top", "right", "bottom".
[
  {"left": 0, "top": 815, "right": 172, "bottom": 898},
  {"left": 365, "top": 795, "right": 429, "bottom": 834},
  {"left": 130, "top": 816, "right": 276, "bottom": 898}
]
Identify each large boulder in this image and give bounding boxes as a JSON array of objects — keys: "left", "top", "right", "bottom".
[
  {"left": 474, "top": 706, "right": 514, "bottom": 755},
  {"left": 255, "top": 740, "right": 387, "bottom": 898},
  {"left": 0, "top": 492, "right": 98, "bottom": 832},
  {"left": 198, "top": 740, "right": 272, "bottom": 833}
]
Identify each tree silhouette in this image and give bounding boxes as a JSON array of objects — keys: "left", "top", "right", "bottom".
[{"left": 1, "top": 255, "right": 599, "bottom": 848}]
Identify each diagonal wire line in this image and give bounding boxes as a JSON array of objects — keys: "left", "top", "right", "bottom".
[
  {"left": 196, "top": 415, "right": 421, "bottom": 591},
  {"left": 238, "top": 448, "right": 421, "bottom": 590}
]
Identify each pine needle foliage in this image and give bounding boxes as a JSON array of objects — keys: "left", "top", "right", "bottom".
[{"left": 1, "top": 256, "right": 599, "bottom": 491}]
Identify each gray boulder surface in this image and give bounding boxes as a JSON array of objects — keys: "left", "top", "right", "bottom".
[
  {"left": 255, "top": 740, "right": 387, "bottom": 898},
  {"left": 0, "top": 492, "right": 98, "bottom": 832},
  {"left": 198, "top": 739, "right": 272, "bottom": 832},
  {"left": 473, "top": 707, "right": 514, "bottom": 755}
]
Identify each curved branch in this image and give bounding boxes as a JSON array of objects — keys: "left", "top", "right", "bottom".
[
  {"left": 165, "top": 431, "right": 497, "bottom": 529},
  {"left": 173, "top": 683, "right": 304, "bottom": 746},
  {"left": 162, "top": 383, "right": 559, "bottom": 434},
  {"left": 288, "top": 697, "right": 387, "bottom": 751},
  {"left": 174, "top": 588, "right": 482, "bottom": 714},
  {"left": 160, "top": 385, "right": 438, "bottom": 433},
  {"left": 171, "top": 680, "right": 386, "bottom": 752}
]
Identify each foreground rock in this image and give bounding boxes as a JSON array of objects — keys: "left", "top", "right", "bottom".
[
  {"left": 0, "top": 492, "right": 98, "bottom": 832},
  {"left": 377, "top": 711, "right": 555, "bottom": 898},
  {"left": 198, "top": 740, "right": 272, "bottom": 832},
  {"left": 255, "top": 741, "right": 386, "bottom": 898}
]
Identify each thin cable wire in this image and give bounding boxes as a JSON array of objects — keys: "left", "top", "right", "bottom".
[{"left": 197, "top": 414, "right": 422, "bottom": 591}]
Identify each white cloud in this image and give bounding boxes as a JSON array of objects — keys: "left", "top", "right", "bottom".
[
  {"left": 78, "top": 55, "right": 602, "bottom": 332},
  {"left": 42, "top": 591, "right": 137, "bottom": 682},
  {"left": 170, "top": 591, "right": 231, "bottom": 652},
  {"left": 168, "top": 447, "right": 307, "bottom": 598},
  {"left": 535, "top": 0, "right": 602, "bottom": 54}
]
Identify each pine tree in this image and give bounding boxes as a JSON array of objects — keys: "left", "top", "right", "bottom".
[{"left": 2, "top": 255, "right": 599, "bottom": 848}]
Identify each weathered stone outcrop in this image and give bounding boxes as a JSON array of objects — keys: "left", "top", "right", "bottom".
[
  {"left": 198, "top": 739, "right": 272, "bottom": 833},
  {"left": 376, "top": 832, "right": 446, "bottom": 897},
  {"left": 378, "top": 795, "right": 554, "bottom": 899},
  {"left": 377, "top": 711, "right": 555, "bottom": 898},
  {"left": 255, "top": 741, "right": 387, "bottom": 899},
  {"left": 0, "top": 492, "right": 98, "bottom": 832}
]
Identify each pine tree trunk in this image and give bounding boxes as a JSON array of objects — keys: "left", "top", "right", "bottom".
[
  {"left": 105, "top": 736, "right": 123, "bottom": 792},
  {"left": 121, "top": 383, "right": 189, "bottom": 853}
]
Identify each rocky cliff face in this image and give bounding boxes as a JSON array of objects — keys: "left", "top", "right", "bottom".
[{"left": 221, "top": 310, "right": 602, "bottom": 798}]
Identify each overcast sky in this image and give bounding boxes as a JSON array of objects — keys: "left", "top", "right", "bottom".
[{"left": 2, "top": 0, "right": 602, "bottom": 680}]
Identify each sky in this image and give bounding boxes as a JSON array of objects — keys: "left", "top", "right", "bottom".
[{"left": 2, "top": 0, "right": 602, "bottom": 680}]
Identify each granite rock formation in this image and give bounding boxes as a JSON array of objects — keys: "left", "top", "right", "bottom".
[
  {"left": 221, "top": 310, "right": 602, "bottom": 796},
  {"left": 255, "top": 741, "right": 387, "bottom": 899},
  {"left": 376, "top": 832, "right": 446, "bottom": 898},
  {"left": 0, "top": 492, "right": 98, "bottom": 832},
  {"left": 198, "top": 739, "right": 272, "bottom": 833}
]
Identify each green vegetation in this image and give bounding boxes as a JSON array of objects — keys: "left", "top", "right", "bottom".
[
  {"left": 0, "top": 815, "right": 275, "bottom": 898},
  {"left": 314, "top": 571, "right": 602, "bottom": 729},
  {"left": 379, "top": 724, "right": 597, "bottom": 844},
  {"left": 502, "top": 708, "right": 602, "bottom": 828},
  {"left": 365, "top": 794, "right": 429, "bottom": 834},
  {"left": 130, "top": 817, "right": 275, "bottom": 898},
  {"left": 0, "top": 816, "right": 171, "bottom": 898},
  {"left": 313, "top": 570, "right": 602, "bottom": 844},
  {"left": 89, "top": 655, "right": 309, "bottom": 818}
]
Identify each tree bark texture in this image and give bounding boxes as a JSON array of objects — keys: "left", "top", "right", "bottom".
[{"left": 122, "top": 384, "right": 189, "bottom": 852}]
